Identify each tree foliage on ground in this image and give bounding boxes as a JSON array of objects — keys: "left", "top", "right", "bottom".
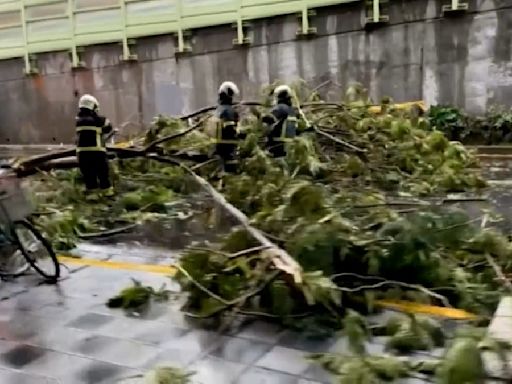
[
  {"left": 106, "top": 278, "right": 170, "bottom": 315},
  {"left": 29, "top": 82, "right": 509, "bottom": 320},
  {"left": 144, "top": 366, "right": 194, "bottom": 384},
  {"left": 25, "top": 81, "right": 512, "bottom": 382},
  {"left": 172, "top": 83, "right": 506, "bottom": 328},
  {"left": 311, "top": 311, "right": 511, "bottom": 384},
  {"left": 30, "top": 159, "right": 193, "bottom": 250}
]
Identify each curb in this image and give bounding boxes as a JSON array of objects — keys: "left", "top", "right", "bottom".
[{"left": 484, "top": 296, "right": 512, "bottom": 379}]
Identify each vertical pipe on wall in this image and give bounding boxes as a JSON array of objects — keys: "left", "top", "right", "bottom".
[
  {"left": 68, "top": 0, "right": 79, "bottom": 67},
  {"left": 120, "top": 0, "right": 130, "bottom": 59},
  {"left": 19, "top": 0, "right": 30, "bottom": 73},
  {"left": 372, "top": 0, "right": 379, "bottom": 23},
  {"left": 301, "top": 1, "right": 309, "bottom": 34},
  {"left": 234, "top": 0, "right": 250, "bottom": 45},
  {"left": 176, "top": 0, "right": 186, "bottom": 52}
]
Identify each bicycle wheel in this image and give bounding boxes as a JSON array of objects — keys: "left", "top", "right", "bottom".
[{"left": 12, "top": 220, "right": 60, "bottom": 283}]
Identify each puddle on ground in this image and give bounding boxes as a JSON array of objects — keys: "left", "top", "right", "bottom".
[
  {"left": 1, "top": 344, "right": 45, "bottom": 368},
  {"left": 90, "top": 192, "right": 240, "bottom": 250}
]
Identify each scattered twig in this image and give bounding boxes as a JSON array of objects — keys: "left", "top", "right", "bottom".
[
  {"left": 333, "top": 278, "right": 452, "bottom": 308},
  {"left": 485, "top": 252, "right": 512, "bottom": 292},
  {"left": 353, "top": 201, "right": 430, "bottom": 209},
  {"left": 144, "top": 116, "right": 210, "bottom": 153},
  {"left": 77, "top": 223, "right": 138, "bottom": 239},
  {"left": 330, "top": 272, "right": 389, "bottom": 281},
  {"left": 442, "top": 197, "right": 488, "bottom": 203},
  {"left": 229, "top": 245, "right": 271, "bottom": 259},
  {"left": 191, "top": 158, "right": 218, "bottom": 171},
  {"left": 314, "top": 127, "right": 366, "bottom": 153},
  {"left": 481, "top": 214, "right": 512, "bottom": 292},
  {"left": 434, "top": 216, "right": 483, "bottom": 233},
  {"left": 237, "top": 310, "right": 311, "bottom": 318},
  {"left": 175, "top": 264, "right": 231, "bottom": 305},
  {"left": 308, "top": 80, "right": 332, "bottom": 99},
  {"left": 175, "top": 264, "right": 281, "bottom": 318},
  {"left": 185, "top": 246, "right": 231, "bottom": 258}
]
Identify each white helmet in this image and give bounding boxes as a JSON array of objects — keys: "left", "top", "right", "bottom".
[
  {"left": 78, "top": 94, "right": 99, "bottom": 111},
  {"left": 273, "top": 85, "right": 292, "bottom": 102},
  {"left": 218, "top": 81, "right": 240, "bottom": 97}
]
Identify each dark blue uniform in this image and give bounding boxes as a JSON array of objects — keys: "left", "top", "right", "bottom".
[
  {"left": 215, "top": 102, "right": 239, "bottom": 172},
  {"left": 75, "top": 108, "right": 113, "bottom": 192},
  {"left": 265, "top": 102, "right": 298, "bottom": 157}
]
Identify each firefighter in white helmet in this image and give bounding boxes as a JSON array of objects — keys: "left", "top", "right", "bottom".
[
  {"left": 75, "top": 94, "right": 115, "bottom": 201},
  {"left": 214, "top": 81, "right": 241, "bottom": 172},
  {"left": 262, "top": 85, "right": 299, "bottom": 157}
]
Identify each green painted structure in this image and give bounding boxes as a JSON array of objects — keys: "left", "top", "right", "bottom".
[{"left": 0, "top": 0, "right": 468, "bottom": 73}]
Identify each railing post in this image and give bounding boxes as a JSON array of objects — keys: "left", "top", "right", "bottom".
[
  {"left": 233, "top": 0, "right": 251, "bottom": 47},
  {"left": 442, "top": 0, "right": 468, "bottom": 16},
  {"left": 296, "top": 2, "right": 317, "bottom": 38},
  {"left": 68, "top": 0, "right": 85, "bottom": 69},
  {"left": 20, "top": 0, "right": 36, "bottom": 75},
  {"left": 364, "top": 0, "right": 388, "bottom": 29},
  {"left": 175, "top": 0, "right": 191, "bottom": 54},
  {"left": 120, "top": 0, "right": 137, "bottom": 61}
]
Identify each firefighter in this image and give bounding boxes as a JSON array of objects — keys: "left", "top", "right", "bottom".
[
  {"left": 214, "top": 81, "right": 241, "bottom": 173},
  {"left": 75, "top": 94, "right": 115, "bottom": 201},
  {"left": 262, "top": 85, "right": 299, "bottom": 157}
]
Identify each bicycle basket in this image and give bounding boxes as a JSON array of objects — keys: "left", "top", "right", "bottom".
[{"left": 0, "top": 172, "right": 33, "bottom": 224}]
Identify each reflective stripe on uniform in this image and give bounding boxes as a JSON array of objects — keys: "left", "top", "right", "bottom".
[
  {"left": 76, "top": 146, "right": 106, "bottom": 152},
  {"left": 76, "top": 125, "right": 105, "bottom": 152},
  {"left": 76, "top": 126, "right": 102, "bottom": 133},
  {"left": 274, "top": 116, "right": 297, "bottom": 142},
  {"left": 215, "top": 120, "right": 238, "bottom": 144}
]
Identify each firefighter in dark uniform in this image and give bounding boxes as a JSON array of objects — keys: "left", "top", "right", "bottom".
[
  {"left": 214, "top": 82, "right": 241, "bottom": 173},
  {"left": 75, "top": 94, "right": 115, "bottom": 201},
  {"left": 262, "top": 85, "right": 299, "bottom": 157}
]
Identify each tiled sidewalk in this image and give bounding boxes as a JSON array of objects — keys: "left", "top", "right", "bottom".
[
  {"left": 0, "top": 242, "right": 474, "bottom": 384},
  {"left": 0, "top": 263, "right": 333, "bottom": 384}
]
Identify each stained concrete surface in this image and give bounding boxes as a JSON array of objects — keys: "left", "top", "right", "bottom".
[{"left": 1, "top": 0, "right": 512, "bottom": 144}]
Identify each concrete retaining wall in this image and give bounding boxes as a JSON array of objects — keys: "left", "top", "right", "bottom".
[{"left": 0, "top": 0, "right": 511, "bottom": 144}]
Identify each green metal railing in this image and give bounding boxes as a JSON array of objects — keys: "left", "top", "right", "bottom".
[{"left": 0, "top": 0, "right": 464, "bottom": 73}]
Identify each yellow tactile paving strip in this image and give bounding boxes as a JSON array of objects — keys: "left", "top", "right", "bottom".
[
  {"left": 58, "top": 255, "right": 477, "bottom": 320},
  {"left": 57, "top": 255, "right": 176, "bottom": 275},
  {"left": 375, "top": 299, "right": 477, "bottom": 320}
]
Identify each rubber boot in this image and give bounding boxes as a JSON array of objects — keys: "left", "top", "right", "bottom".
[
  {"left": 223, "top": 160, "right": 238, "bottom": 174},
  {"left": 101, "top": 187, "right": 115, "bottom": 198},
  {"left": 85, "top": 190, "right": 100, "bottom": 202}
]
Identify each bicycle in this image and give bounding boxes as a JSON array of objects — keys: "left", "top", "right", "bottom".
[{"left": 0, "top": 167, "right": 60, "bottom": 283}]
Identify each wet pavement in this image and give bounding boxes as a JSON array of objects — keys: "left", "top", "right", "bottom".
[
  {"left": 0, "top": 157, "right": 510, "bottom": 383},
  {"left": 0, "top": 239, "right": 473, "bottom": 383},
  {"left": 0, "top": 245, "right": 330, "bottom": 384},
  {"left": 0, "top": 257, "right": 464, "bottom": 384}
]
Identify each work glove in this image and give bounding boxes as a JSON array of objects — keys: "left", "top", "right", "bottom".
[
  {"left": 298, "top": 125, "right": 315, "bottom": 135},
  {"left": 261, "top": 115, "right": 275, "bottom": 126}
]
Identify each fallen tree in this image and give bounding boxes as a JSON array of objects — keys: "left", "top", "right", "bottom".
[{"left": 25, "top": 82, "right": 510, "bottom": 332}]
